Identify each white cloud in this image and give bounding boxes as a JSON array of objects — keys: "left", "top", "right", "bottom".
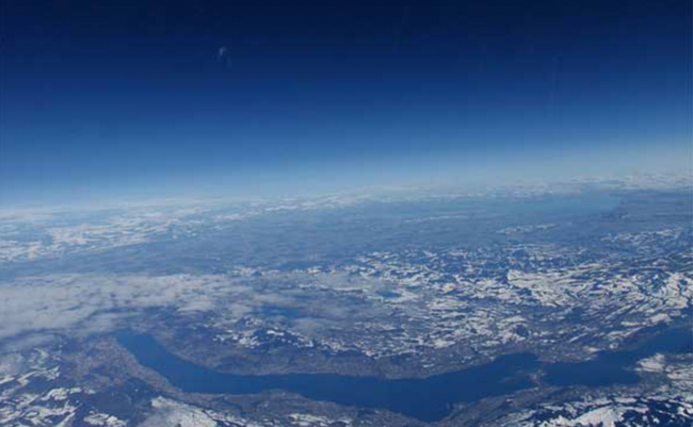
[
  {"left": 0, "top": 274, "right": 236, "bottom": 340},
  {"left": 0, "top": 270, "right": 337, "bottom": 341}
]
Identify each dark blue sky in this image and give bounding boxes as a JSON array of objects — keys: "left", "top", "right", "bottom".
[{"left": 1, "top": 0, "right": 691, "bottom": 205}]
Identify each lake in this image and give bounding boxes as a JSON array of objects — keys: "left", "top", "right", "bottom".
[{"left": 117, "top": 326, "right": 691, "bottom": 422}]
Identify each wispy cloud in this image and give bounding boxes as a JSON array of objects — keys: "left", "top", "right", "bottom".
[{"left": 0, "top": 274, "right": 236, "bottom": 340}]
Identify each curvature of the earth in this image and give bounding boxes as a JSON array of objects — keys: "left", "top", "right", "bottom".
[{"left": 1, "top": 179, "right": 692, "bottom": 427}]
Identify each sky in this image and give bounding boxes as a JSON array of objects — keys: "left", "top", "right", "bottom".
[{"left": 1, "top": 0, "right": 691, "bottom": 206}]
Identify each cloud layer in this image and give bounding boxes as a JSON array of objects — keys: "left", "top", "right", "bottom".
[{"left": 0, "top": 274, "right": 236, "bottom": 340}]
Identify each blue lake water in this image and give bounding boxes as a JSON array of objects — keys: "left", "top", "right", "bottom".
[
  {"left": 544, "top": 326, "right": 692, "bottom": 387},
  {"left": 117, "top": 326, "right": 691, "bottom": 422}
]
